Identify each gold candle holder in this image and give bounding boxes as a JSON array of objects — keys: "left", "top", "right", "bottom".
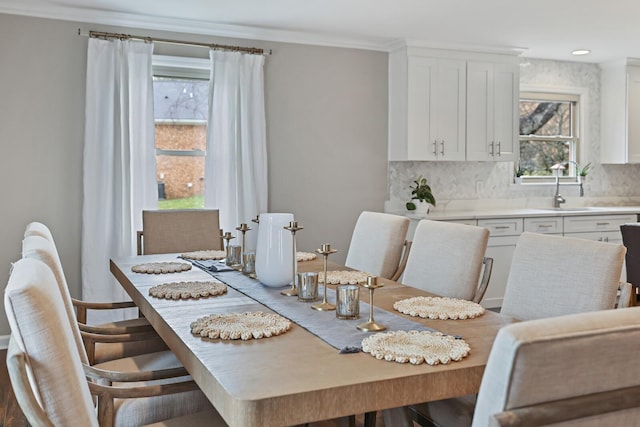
[
  {"left": 235, "top": 223, "right": 251, "bottom": 256},
  {"left": 357, "top": 276, "right": 386, "bottom": 332},
  {"left": 222, "top": 232, "right": 235, "bottom": 266},
  {"left": 281, "top": 221, "right": 303, "bottom": 296},
  {"left": 312, "top": 243, "right": 337, "bottom": 311}
]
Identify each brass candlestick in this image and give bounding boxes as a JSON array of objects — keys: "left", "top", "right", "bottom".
[
  {"left": 357, "top": 276, "right": 386, "bottom": 332},
  {"left": 235, "top": 223, "right": 251, "bottom": 256},
  {"left": 312, "top": 243, "right": 337, "bottom": 311},
  {"left": 223, "top": 232, "right": 235, "bottom": 266},
  {"left": 281, "top": 221, "right": 303, "bottom": 296}
]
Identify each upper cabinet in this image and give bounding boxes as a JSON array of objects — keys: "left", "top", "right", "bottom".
[
  {"left": 466, "top": 61, "right": 519, "bottom": 161},
  {"left": 601, "top": 59, "right": 640, "bottom": 164},
  {"left": 388, "top": 45, "right": 520, "bottom": 162}
]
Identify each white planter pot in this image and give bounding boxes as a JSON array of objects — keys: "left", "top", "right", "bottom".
[{"left": 255, "top": 213, "right": 294, "bottom": 287}]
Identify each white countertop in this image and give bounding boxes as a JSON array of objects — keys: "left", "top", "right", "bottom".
[{"left": 393, "top": 206, "right": 640, "bottom": 221}]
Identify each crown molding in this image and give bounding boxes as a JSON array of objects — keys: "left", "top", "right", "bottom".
[
  {"left": 384, "top": 38, "right": 527, "bottom": 56},
  {"left": 0, "top": 3, "right": 392, "bottom": 52}
]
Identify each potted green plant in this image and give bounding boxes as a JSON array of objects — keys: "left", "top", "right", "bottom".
[
  {"left": 578, "top": 162, "right": 592, "bottom": 178},
  {"left": 406, "top": 175, "right": 436, "bottom": 215},
  {"left": 514, "top": 162, "right": 525, "bottom": 184}
]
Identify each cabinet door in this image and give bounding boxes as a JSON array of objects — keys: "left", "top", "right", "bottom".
[
  {"left": 435, "top": 59, "right": 466, "bottom": 160},
  {"left": 483, "top": 235, "right": 519, "bottom": 309},
  {"left": 407, "top": 56, "right": 438, "bottom": 160},
  {"left": 627, "top": 65, "right": 640, "bottom": 163},
  {"left": 466, "top": 61, "right": 518, "bottom": 161},
  {"left": 466, "top": 61, "right": 494, "bottom": 161},
  {"left": 492, "top": 62, "right": 518, "bottom": 161}
]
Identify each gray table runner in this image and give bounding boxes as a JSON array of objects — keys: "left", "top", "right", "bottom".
[{"left": 192, "top": 260, "right": 437, "bottom": 352}]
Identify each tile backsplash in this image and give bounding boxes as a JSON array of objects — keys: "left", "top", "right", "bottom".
[{"left": 388, "top": 58, "right": 640, "bottom": 212}]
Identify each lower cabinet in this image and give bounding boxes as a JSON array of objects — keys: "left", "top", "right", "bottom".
[{"left": 483, "top": 235, "right": 519, "bottom": 308}]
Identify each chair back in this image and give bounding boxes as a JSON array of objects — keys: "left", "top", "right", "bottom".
[
  {"left": 344, "top": 211, "right": 410, "bottom": 279},
  {"left": 140, "top": 209, "right": 223, "bottom": 255},
  {"left": 620, "top": 223, "right": 640, "bottom": 300},
  {"left": 402, "top": 220, "right": 490, "bottom": 301},
  {"left": 472, "top": 307, "right": 640, "bottom": 427},
  {"left": 501, "top": 232, "right": 625, "bottom": 321},
  {"left": 21, "top": 235, "right": 90, "bottom": 365},
  {"left": 4, "top": 258, "right": 98, "bottom": 426}
]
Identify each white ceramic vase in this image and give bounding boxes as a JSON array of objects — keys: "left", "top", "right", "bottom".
[{"left": 255, "top": 213, "right": 294, "bottom": 287}]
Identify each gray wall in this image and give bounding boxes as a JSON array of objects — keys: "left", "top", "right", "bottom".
[{"left": 0, "top": 13, "right": 389, "bottom": 336}]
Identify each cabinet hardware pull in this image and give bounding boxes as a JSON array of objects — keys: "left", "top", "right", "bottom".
[
  {"left": 605, "top": 237, "right": 609, "bottom": 242},
  {"left": 494, "top": 226, "right": 510, "bottom": 229},
  {"left": 598, "top": 237, "right": 603, "bottom": 242},
  {"left": 497, "top": 141, "right": 501, "bottom": 156},
  {"left": 538, "top": 225, "right": 553, "bottom": 228},
  {"left": 596, "top": 222, "right": 610, "bottom": 226},
  {"left": 489, "top": 141, "right": 494, "bottom": 156},
  {"left": 433, "top": 140, "right": 437, "bottom": 156},
  {"left": 440, "top": 141, "right": 445, "bottom": 156}
]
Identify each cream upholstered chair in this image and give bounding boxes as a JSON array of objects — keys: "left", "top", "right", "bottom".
[
  {"left": 138, "top": 209, "right": 223, "bottom": 255},
  {"left": 472, "top": 307, "right": 640, "bottom": 427},
  {"left": 500, "top": 232, "right": 625, "bottom": 321},
  {"left": 5, "top": 258, "right": 225, "bottom": 427},
  {"left": 344, "top": 211, "right": 410, "bottom": 279},
  {"left": 402, "top": 219, "right": 492, "bottom": 302},
  {"left": 411, "top": 231, "right": 627, "bottom": 427},
  {"left": 22, "top": 227, "right": 167, "bottom": 364}
]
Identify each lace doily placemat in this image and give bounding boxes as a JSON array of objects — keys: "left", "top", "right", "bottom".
[
  {"left": 362, "top": 330, "right": 470, "bottom": 365},
  {"left": 297, "top": 251, "right": 317, "bottom": 262},
  {"left": 149, "top": 281, "right": 227, "bottom": 300},
  {"left": 131, "top": 262, "right": 192, "bottom": 274},
  {"left": 191, "top": 311, "right": 291, "bottom": 340},
  {"left": 393, "top": 296, "right": 485, "bottom": 320},
  {"left": 318, "top": 270, "right": 370, "bottom": 285},
  {"left": 181, "top": 250, "right": 226, "bottom": 261}
]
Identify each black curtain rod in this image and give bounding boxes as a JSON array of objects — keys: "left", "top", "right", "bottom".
[{"left": 79, "top": 29, "right": 271, "bottom": 56}]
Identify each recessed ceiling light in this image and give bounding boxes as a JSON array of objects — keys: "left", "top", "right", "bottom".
[{"left": 571, "top": 49, "right": 591, "bottom": 56}]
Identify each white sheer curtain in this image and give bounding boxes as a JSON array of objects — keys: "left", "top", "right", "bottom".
[
  {"left": 204, "top": 50, "right": 267, "bottom": 250},
  {"left": 82, "top": 38, "right": 157, "bottom": 323}
]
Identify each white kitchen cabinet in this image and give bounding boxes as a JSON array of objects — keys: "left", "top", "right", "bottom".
[
  {"left": 466, "top": 61, "right": 519, "bottom": 161},
  {"left": 601, "top": 59, "right": 640, "bottom": 164},
  {"left": 483, "top": 235, "right": 519, "bottom": 309},
  {"left": 390, "top": 52, "right": 466, "bottom": 161},
  {"left": 478, "top": 218, "right": 523, "bottom": 308},
  {"left": 388, "top": 45, "right": 520, "bottom": 162}
]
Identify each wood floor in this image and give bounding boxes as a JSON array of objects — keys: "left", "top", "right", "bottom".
[{"left": 0, "top": 350, "right": 29, "bottom": 427}]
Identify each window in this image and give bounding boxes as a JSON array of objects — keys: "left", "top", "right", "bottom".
[
  {"left": 152, "top": 56, "right": 210, "bottom": 209},
  {"left": 518, "top": 92, "right": 580, "bottom": 178}
]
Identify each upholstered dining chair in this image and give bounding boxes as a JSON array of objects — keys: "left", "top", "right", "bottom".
[
  {"left": 620, "top": 222, "right": 640, "bottom": 304},
  {"left": 401, "top": 219, "right": 492, "bottom": 302},
  {"left": 410, "top": 231, "right": 627, "bottom": 427},
  {"left": 344, "top": 211, "right": 410, "bottom": 280},
  {"left": 475, "top": 307, "right": 640, "bottom": 426},
  {"left": 22, "top": 227, "right": 168, "bottom": 364},
  {"left": 5, "top": 258, "right": 225, "bottom": 427},
  {"left": 138, "top": 209, "right": 223, "bottom": 255}
]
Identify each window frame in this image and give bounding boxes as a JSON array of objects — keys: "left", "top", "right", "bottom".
[
  {"left": 152, "top": 55, "right": 210, "bottom": 207},
  {"left": 517, "top": 86, "right": 588, "bottom": 185}
]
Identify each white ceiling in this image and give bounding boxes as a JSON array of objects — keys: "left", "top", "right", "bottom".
[{"left": 2, "top": 0, "right": 639, "bottom": 63}]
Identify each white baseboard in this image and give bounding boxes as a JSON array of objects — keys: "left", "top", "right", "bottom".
[{"left": 0, "top": 334, "right": 9, "bottom": 350}]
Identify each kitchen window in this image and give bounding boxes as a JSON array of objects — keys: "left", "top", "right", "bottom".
[
  {"left": 518, "top": 91, "right": 580, "bottom": 179},
  {"left": 152, "top": 56, "right": 210, "bottom": 209}
]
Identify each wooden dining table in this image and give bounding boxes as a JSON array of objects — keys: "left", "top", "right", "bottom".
[{"left": 110, "top": 253, "right": 514, "bottom": 427}]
